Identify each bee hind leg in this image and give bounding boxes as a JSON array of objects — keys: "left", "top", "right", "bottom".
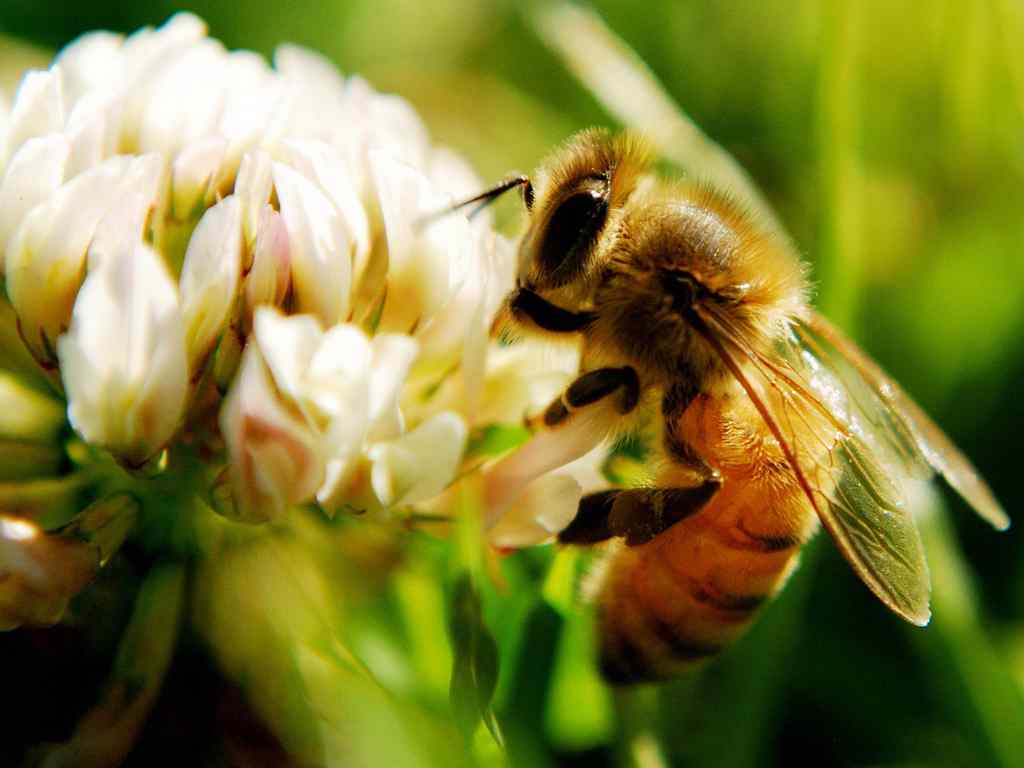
[{"left": 559, "top": 480, "right": 721, "bottom": 546}]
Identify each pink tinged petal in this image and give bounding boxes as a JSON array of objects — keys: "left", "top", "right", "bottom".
[
  {"left": 366, "top": 333, "right": 418, "bottom": 443},
  {"left": 56, "top": 243, "right": 188, "bottom": 466},
  {"left": 482, "top": 402, "right": 619, "bottom": 528},
  {"left": 0, "top": 515, "right": 98, "bottom": 630},
  {"left": 5, "top": 156, "right": 135, "bottom": 363},
  {"left": 180, "top": 196, "right": 243, "bottom": 373},
  {"left": 89, "top": 153, "right": 169, "bottom": 270},
  {"left": 171, "top": 136, "right": 228, "bottom": 219},
  {"left": 219, "top": 343, "right": 324, "bottom": 522},
  {"left": 279, "top": 140, "right": 371, "bottom": 284},
  {"left": 244, "top": 206, "right": 290, "bottom": 320},
  {"left": 235, "top": 150, "right": 274, "bottom": 248},
  {"left": 371, "top": 152, "right": 472, "bottom": 333},
  {"left": 486, "top": 474, "right": 582, "bottom": 549},
  {"left": 4, "top": 69, "right": 65, "bottom": 165},
  {"left": 368, "top": 411, "right": 467, "bottom": 507},
  {"left": 0, "top": 135, "right": 70, "bottom": 274},
  {"left": 272, "top": 162, "right": 352, "bottom": 326},
  {"left": 255, "top": 315, "right": 376, "bottom": 507}
]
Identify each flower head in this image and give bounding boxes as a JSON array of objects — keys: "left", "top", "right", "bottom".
[{"left": 0, "top": 14, "right": 526, "bottom": 621}]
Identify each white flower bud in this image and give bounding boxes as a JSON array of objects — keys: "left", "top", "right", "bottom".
[
  {"left": 4, "top": 69, "right": 65, "bottom": 165},
  {"left": 64, "top": 88, "right": 120, "bottom": 177},
  {"left": 0, "top": 134, "right": 69, "bottom": 274},
  {"left": 6, "top": 156, "right": 136, "bottom": 362},
  {"left": 89, "top": 153, "right": 168, "bottom": 270},
  {"left": 179, "top": 196, "right": 243, "bottom": 374},
  {"left": 371, "top": 151, "right": 472, "bottom": 334},
  {"left": 235, "top": 150, "right": 274, "bottom": 247},
  {"left": 57, "top": 242, "right": 188, "bottom": 466},
  {"left": 171, "top": 136, "right": 228, "bottom": 218},
  {"left": 243, "top": 206, "right": 290, "bottom": 323},
  {"left": 54, "top": 31, "right": 124, "bottom": 108},
  {"left": 272, "top": 162, "right": 353, "bottom": 327},
  {"left": 136, "top": 40, "right": 228, "bottom": 156},
  {"left": 119, "top": 15, "right": 209, "bottom": 149},
  {"left": 280, "top": 140, "right": 371, "bottom": 285}
]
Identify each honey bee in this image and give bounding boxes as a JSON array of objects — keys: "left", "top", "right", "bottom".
[{"left": 452, "top": 128, "right": 1009, "bottom": 684}]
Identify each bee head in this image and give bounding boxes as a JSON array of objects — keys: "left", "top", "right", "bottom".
[{"left": 516, "top": 129, "right": 653, "bottom": 307}]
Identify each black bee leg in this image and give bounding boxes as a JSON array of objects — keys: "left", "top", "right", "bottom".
[
  {"left": 509, "top": 288, "right": 595, "bottom": 333},
  {"left": 538, "top": 366, "right": 641, "bottom": 429},
  {"left": 559, "top": 479, "right": 721, "bottom": 546}
]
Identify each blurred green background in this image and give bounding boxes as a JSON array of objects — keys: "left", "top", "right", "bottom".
[{"left": 1, "top": 1, "right": 1023, "bottom": 766}]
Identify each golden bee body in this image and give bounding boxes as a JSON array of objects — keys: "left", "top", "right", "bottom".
[
  {"left": 596, "top": 391, "right": 818, "bottom": 681},
  {"left": 477, "top": 129, "right": 1007, "bottom": 683}
]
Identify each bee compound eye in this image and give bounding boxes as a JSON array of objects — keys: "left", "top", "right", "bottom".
[{"left": 539, "top": 181, "right": 609, "bottom": 278}]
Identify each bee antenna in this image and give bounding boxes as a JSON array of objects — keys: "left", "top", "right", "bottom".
[{"left": 418, "top": 175, "right": 533, "bottom": 227}]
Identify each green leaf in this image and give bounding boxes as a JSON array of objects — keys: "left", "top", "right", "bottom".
[{"left": 448, "top": 573, "right": 504, "bottom": 750}]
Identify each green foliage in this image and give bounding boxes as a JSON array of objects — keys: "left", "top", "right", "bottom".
[{"left": 448, "top": 574, "right": 504, "bottom": 749}]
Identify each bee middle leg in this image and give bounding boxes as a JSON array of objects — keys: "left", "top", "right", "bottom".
[
  {"left": 559, "top": 481, "right": 721, "bottom": 546},
  {"left": 535, "top": 366, "right": 641, "bottom": 430}
]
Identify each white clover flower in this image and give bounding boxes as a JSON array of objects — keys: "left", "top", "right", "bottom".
[{"left": 0, "top": 14, "right": 555, "bottom": 625}]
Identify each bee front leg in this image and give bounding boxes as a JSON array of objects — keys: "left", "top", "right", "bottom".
[
  {"left": 507, "top": 288, "right": 595, "bottom": 333},
  {"left": 534, "top": 366, "right": 641, "bottom": 430},
  {"left": 559, "top": 481, "right": 721, "bottom": 546}
]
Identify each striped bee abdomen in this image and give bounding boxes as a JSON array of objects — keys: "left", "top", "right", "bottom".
[{"left": 594, "top": 488, "right": 811, "bottom": 684}]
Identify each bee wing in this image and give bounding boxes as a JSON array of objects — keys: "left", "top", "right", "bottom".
[
  {"left": 799, "top": 312, "right": 1009, "bottom": 532},
  {"left": 691, "top": 305, "right": 979, "bottom": 625}
]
